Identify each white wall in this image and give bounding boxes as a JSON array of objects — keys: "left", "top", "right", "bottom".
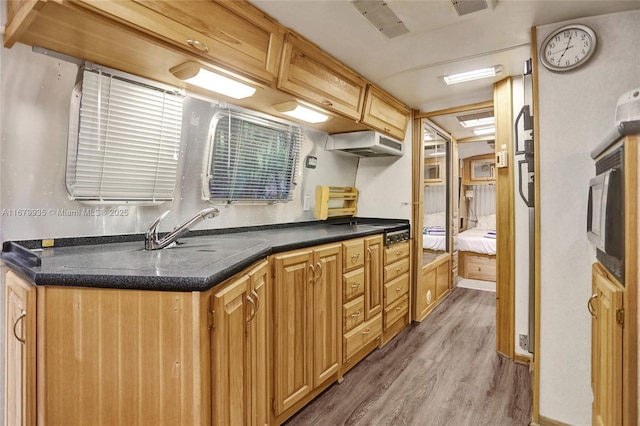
[
  {"left": 355, "top": 125, "right": 413, "bottom": 221},
  {"left": 0, "top": 43, "right": 363, "bottom": 243},
  {"left": 537, "top": 10, "right": 640, "bottom": 425}
]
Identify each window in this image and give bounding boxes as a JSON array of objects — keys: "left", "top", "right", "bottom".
[
  {"left": 66, "top": 66, "right": 184, "bottom": 204},
  {"left": 204, "top": 109, "right": 302, "bottom": 203}
]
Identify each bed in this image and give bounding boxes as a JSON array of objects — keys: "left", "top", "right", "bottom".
[
  {"left": 422, "top": 212, "right": 446, "bottom": 253},
  {"left": 458, "top": 214, "right": 497, "bottom": 282}
]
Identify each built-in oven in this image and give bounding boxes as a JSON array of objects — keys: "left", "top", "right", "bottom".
[{"left": 383, "top": 226, "right": 411, "bottom": 246}]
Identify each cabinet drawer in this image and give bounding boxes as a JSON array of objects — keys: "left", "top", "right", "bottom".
[
  {"left": 342, "top": 239, "right": 365, "bottom": 272},
  {"left": 343, "top": 296, "right": 364, "bottom": 333},
  {"left": 465, "top": 255, "right": 495, "bottom": 282},
  {"left": 384, "top": 257, "right": 410, "bottom": 283},
  {"left": 384, "top": 241, "right": 410, "bottom": 265},
  {"left": 384, "top": 273, "right": 409, "bottom": 306},
  {"left": 343, "top": 268, "right": 365, "bottom": 301},
  {"left": 343, "top": 314, "right": 382, "bottom": 361},
  {"left": 384, "top": 294, "right": 408, "bottom": 330}
]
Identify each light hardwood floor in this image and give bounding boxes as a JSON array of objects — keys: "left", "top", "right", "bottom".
[{"left": 285, "top": 287, "right": 532, "bottom": 425}]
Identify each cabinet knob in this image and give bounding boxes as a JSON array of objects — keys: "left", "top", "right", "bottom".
[
  {"left": 13, "top": 310, "right": 26, "bottom": 344},
  {"left": 351, "top": 311, "right": 361, "bottom": 318},
  {"left": 187, "top": 39, "right": 210, "bottom": 53}
]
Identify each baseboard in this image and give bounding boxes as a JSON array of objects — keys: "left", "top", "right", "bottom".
[
  {"left": 514, "top": 353, "right": 532, "bottom": 366},
  {"left": 537, "top": 414, "right": 572, "bottom": 426}
]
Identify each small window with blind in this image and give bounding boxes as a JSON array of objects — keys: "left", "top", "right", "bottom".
[
  {"left": 203, "top": 109, "right": 302, "bottom": 203},
  {"left": 65, "top": 65, "right": 184, "bottom": 205}
]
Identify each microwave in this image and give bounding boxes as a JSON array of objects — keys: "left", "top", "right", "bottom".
[{"left": 587, "top": 145, "right": 624, "bottom": 283}]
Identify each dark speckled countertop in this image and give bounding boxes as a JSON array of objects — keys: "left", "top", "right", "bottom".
[{"left": 1, "top": 217, "right": 409, "bottom": 292}]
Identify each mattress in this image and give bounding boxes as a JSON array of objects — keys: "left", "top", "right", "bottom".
[
  {"left": 458, "top": 228, "right": 497, "bottom": 255},
  {"left": 422, "top": 233, "right": 446, "bottom": 251}
]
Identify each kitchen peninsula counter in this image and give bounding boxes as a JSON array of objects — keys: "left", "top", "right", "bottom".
[{"left": 1, "top": 217, "right": 409, "bottom": 291}]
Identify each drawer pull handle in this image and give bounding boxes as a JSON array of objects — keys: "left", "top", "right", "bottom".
[
  {"left": 247, "top": 295, "right": 257, "bottom": 322},
  {"left": 396, "top": 267, "right": 402, "bottom": 272},
  {"left": 396, "top": 306, "right": 403, "bottom": 311},
  {"left": 186, "top": 39, "right": 210, "bottom": 53},
  {"left": 384, "top": 127, "right": 391, "bottom": 132},
  {"left": 13, "top": 310, "right": 26, "bottom": 344},
  {"left": 351, "top": 253, "right": 360, "bottom": 262},
  {"left": 361, "top": 329, "right": 371, "bottom": 335},
  {"left": 351, "top": 282, "right": 361, "bottom": 289},
  {"left": 315, "top": 262, "right": 323, "bottom": 280},
  {"left": 396, "top": 251, "right": 402, "bottom": 256},
  {"left": 395, "top": 287, "right": 402, "bottom": 292},
  {"left": 309, "top": 264, "right": 316, "bottom": 283},
  {"left": 321, "top": 99, "right": 333, "bottom": 106},
  {"left": 251, "top": 290, "right": 260, "bottom": 313},
  {"left": 351, "top": 311, "right": 361, "bottom": 318}
]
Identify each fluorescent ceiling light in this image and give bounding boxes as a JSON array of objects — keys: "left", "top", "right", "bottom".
[
  {"left": 274, "top": 101, "right": 330, "bottom": 124},
  {"left": 473, "top": 126, "right": 496, "bottom": 136},
  {"left": 443, "top": 65, "right": 503, "bottom": 85},
  {"left": 170, "top": 62, "right": 257, "bottom": 99}
]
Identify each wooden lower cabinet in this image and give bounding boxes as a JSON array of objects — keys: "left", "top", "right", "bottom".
[
  {"left": 272, "top": 243, "right": 341, "bottom": 421},
  {"left": 211, "top": 260, "right": 269, "bottom": 426},
  {"left": 591, "top": 262, "right": 623, "bottom": 426},
  {"left": 414, "top": 254, "right": 450, "bottom": 322},
  {"left": 5, "top": 271, "right": 36, "bottom": 426}
]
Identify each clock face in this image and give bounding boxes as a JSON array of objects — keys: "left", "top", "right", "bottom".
[{"left": 540, "top": 24, "right": 597, "bottom": 71}]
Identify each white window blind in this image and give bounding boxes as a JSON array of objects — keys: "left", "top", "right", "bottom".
[
  {"left": 66, "top": 67, "right": 184, "bottom": 204},
  {"left": 205, "top": 110, "right": 301, "bottom": 203}
]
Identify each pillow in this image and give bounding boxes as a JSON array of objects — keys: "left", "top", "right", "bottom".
[
  {"left": 476, "top": 214, "right": 496, "bottom": 230},
  {"left": 424, "top": 212, "right": 446, "bottom": 228}
]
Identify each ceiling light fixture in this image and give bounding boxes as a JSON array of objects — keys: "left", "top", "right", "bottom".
[
  {"left": 442, "top": 65, "right": 503, "bottom": 85},
  {"left": 457, "top": 111, "right": 495, "bottom": 128},
  {"left": 170, "top": 62, "right": 257, "bottom": 99},
  {"left": 273, "top": 101, "right": 330, "bottom": 124},
  {"left": 473, "top": 126, "right": 496, "bottom": 136}
]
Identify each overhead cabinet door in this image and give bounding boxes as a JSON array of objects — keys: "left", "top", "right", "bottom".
[
  {"left": 278, "top": 32, "right": 367, "bottom": 120},
  {"left": 361, "top": 85, "right": 410, "bottom": 141},
  {"left": 79, "top": 0, "right": 284, "bottom": 85}
]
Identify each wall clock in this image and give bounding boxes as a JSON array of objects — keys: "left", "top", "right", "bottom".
[{"left": 540, "top": 24, "right": 597, "bottom": 72}]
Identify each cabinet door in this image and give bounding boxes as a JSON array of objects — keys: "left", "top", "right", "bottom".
[
  {"left": 312, "top": 244, "right": 341, "bottom": 385},
  {"left": 248, "top": 261, "right": 270, "bottom": 426},
  {"left": 80, "top": 0, "right": 284, "bottom": 84},
  {"left": 212, "top": 274, "right": 251, "bottom": 426},
  {"left": 272, "top": 250, "right": 314, "bottom": 415},
  {"left": 415, "top": 265, "right": 437, "bottom": 322},
  {"left": 278, "top": 32, "right": 367, "bottom": 120},
  {"left": 435, "top": 259, "right": 451, "bottom": 301},
  {"left": 364, "top": 236, "right": 383, "bottom": 320},
  {"left": 592, "top": 265, "right": 623, "bottom": 426},
  {"left": 5, "top": 271, "right": 35, "bottom": 426},
  {"left": 361, "top": 85, "right": 409, "bottom": 141}
]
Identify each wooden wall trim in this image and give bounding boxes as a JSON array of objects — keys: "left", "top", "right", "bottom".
[
  {"left": 537, "top": 414, "right": 572, "bottom": 426},
  {"left": 417, "top": 100, "right": 494, "bottom": 119},
  {"left": 531, "top": 25, "right": 541, "bottom": 425},
  {"left": 493, "top": 77, "right": 515, "bottom": 358},
  {"left": 411, "top": 109, "right": 423, "bottom": 322}
]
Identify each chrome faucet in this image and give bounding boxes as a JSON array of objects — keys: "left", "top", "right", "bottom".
[{"left": 145, "top": 207, "right": 220, "bottom": 250}]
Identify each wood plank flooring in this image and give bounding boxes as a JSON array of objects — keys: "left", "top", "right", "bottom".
[{"left": 285, "top": 287, "right": 532, "bottom": 426}]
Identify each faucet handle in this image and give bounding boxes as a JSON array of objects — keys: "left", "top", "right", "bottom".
[{"left": 147, "top": 210, "right": 171, "bottom": 236}]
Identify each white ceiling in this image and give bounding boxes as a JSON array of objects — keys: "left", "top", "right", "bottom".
[{"left": 251, "top": 0, "right": 640, "bottom": 137}]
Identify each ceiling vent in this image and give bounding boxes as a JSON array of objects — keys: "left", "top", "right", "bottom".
[
  {"left": 350, "top": 0, "right": 410, "bottom": 39},
  {"left": 451, "top": 0, "right": 488, "bottom": 16}
]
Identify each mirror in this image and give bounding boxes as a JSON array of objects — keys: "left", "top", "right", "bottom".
[{"left": 422, "top": 122, "right": 449, "bottom": 266}]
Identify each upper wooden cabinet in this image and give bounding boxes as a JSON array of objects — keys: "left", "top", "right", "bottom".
[
  {"left": 361, "top": 85, "right": 410, "bottom": 141},
  {"left": 278, "top": 32, "right": 367, "bottom": 121},
  {"left": 77, "top": 0, "right": 284, "bottom": 85}
]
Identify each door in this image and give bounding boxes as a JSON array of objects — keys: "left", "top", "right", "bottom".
[
  {"left": 311, "top": 244, "right": 341, "bottom": 385},
  {"left": 212, "top": 273, "right": 251, "bottom": 426},
  {"left": 272, "top": 249, "right": 314, "bottom": 415},
  {"left": 591, "top": 263, "right": 623, "bottom": 426},
  {"left": 5, "top": 271, "right": 36, "bottom": 426}
]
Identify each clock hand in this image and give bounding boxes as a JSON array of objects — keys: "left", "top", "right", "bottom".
[{"left": 557, "top": 33, "right": 574, "bottom": 64}]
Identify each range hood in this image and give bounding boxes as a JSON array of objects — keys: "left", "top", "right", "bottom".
[{"left": 325, "top": 131, "right": 404, "bottom": 157}]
